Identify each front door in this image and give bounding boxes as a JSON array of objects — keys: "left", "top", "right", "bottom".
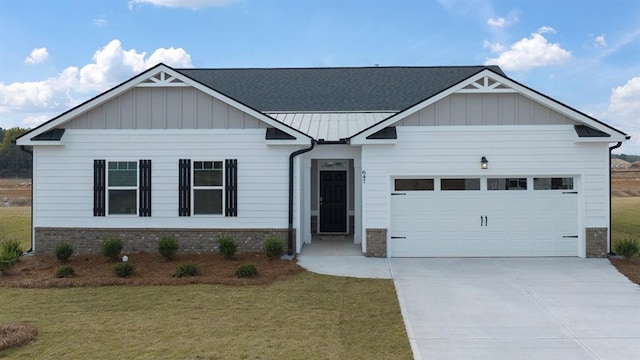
[{"left": 319, "top": 170, "right": 347, "bottom": 233}]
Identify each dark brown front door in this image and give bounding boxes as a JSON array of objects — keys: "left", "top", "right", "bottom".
[{"left": 319, "top": 170, "right": 347, "bottom": 233}]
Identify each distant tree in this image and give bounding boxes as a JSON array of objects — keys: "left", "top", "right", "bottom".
[
  {"left": 0, "top": 127, "right": 5, "bottom": 143},
  {"left": 613, "top": 154, "right": 640, "bottom": 163},
  {"left": 0, "top": 127, "right": 32, "bottom": 178}
]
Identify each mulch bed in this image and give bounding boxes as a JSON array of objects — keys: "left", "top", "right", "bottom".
[
  {"left": 0, "top": 323, "right": 38, "bottom": 351},
  {"left": 610, "top": 257, "right": 640, "bottom": 285},
  {"left": 0, "top": 252, "right": 304, "bottom": 288}
]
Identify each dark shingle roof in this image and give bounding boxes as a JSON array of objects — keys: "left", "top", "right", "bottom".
[{"left": 177, "top": 66, "right": 505, "bottom": 112}]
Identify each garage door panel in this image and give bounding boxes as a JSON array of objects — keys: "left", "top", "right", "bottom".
[{"left": 390, "top": 178, "right": 579, "bottom": 257}]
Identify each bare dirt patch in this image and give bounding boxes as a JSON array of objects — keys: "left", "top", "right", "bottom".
[
  {"left": 610, "top": 257, "right": 640, "bottom": 285},
  {"left": 612, "top": 169, "right": 640, "bottom": 197},
  {"left": 0, "top": 178, "right": 31, "bottom": 207},
  {"left": 0, "top": 252, "right": 303, "bottom": 288}
]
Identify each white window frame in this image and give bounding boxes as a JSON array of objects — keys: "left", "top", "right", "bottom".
[
  {"left": 107, "top": 160, "right": 138, "bottom": 216},
  {"left": 192, "top": 160, "right": 225, "bottom": 216}
]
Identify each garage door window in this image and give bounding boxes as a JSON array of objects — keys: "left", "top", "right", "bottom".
[
  {"left": 487, "top": 178, "right": 527, "bottom": 190},
  {"left": 395, "top": 179, "right": 434, "bottom": 191},
  {"left": 534, "top": 177, "right": 574, "bottom": 190},
  {"left": 441, "top": 178, "right": 480, "bottom": 191}
]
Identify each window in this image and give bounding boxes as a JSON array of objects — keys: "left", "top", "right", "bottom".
[
  {"left": 441, "top": 178, "right": 480, "bottom": 191},
  {"left": 193, "top": 161, "right": 224, "bottom": 215},
  {"left": 179, "top": 159, "right": 238, "bottom": 217},
  {"left": 108, "top": 161, "right": 137, "bottom": 215},
  {"left": 394, "top": 178, "right": 434, "bottom": 191},
  {"left": 94, "top": 160, "right": 152, "bottom": 217},
  {"left": 487, "top": 178, "right": 527, "bottom": 190},
  {"left": 534, "top": 177, "right": 574, "bottom": 190}
]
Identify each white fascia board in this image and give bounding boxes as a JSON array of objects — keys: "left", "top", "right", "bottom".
[
  {"left": 19, "top": 140, "right": 63, "bottom": 146},
  {"left": 17, "top": 64, "right": 309, "bottom": 146},
  {"left": 350, "top": 69, "right": 628, "bottom": 144}
]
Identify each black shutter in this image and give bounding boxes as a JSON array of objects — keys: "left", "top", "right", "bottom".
[
  {"left": 225, "top": 159, "right": 238, "bottom": 217},
  {"left": 139, "top": 160, "right": 152, "bottom": 217},
  {"left": 179, "top": 159, "right": 191, "bottom": 216},
  {"left": 93, "top": 159, "right": 106, "bottom": 216}
]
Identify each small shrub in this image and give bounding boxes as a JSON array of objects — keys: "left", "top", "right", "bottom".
[
  {"left": 158, "top": 236, "right": 179, "bottom": 261},
  {"left": 54, "top": 243, "right": 74, "bottom": 263},
  {"left": 0, "top": 240, "right": 23, "bottom": 275},
  {"left": 55, "top": 265, "right": 75, "bottom": 278},
  {"left": 113, "top": 262, "right": 134, "bottom": 278},
  {"left": 263, "top": 236, "right": 284, "bottom": 260},
  {"left": 615, "top": 236, "right": 640, "bottom": 259},
  {"left": 217, "top": 236, "right": 237, "bottom": 260},
  {"left": 174, "top": 262, "right": 200, "bottom": 278},
  {"left": 100, "top": 238, "right": 123, "bottom": 262},
  {"left": 235, "top": 263, "right": 258, "bottom": 278}
]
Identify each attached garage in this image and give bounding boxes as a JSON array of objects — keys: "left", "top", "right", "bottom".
[{"left": 389, "top": 177, "right": 579, "bottom": 257}]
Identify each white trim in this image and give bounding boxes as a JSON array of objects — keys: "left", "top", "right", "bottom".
[
  {"left": 351, "top": 69, "right": 627, "bottom": 144},
  {"left": 191, "top": 159, "right": 225, "bottom": 217},
  {"left": 17, "top": 64, "right": 310, "bottom": 146}
]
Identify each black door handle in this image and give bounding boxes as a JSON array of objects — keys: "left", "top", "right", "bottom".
[
  {"left": 481, "top": 216, "right": 484, "bottom": 226},
  {"left": 485, "top": 216, "right": 488, "bottom": 226}
]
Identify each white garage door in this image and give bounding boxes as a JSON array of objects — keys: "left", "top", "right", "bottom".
[{"left": 389, "top": 177, "right": 579, "bottom": 257}]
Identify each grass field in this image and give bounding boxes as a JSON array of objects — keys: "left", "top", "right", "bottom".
[
  {"left": 0, "top": 272, "right": 411, "bottom": 359},
  {"left": 611, "top": 197, "right": 640, "bottom": 247},
  {"left": 0, "top": 207, "right": 31, "bottom": 251}
]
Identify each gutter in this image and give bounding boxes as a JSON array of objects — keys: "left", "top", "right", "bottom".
[
  {"left": 285, "top": 140, "right": 316, "bottom": 257},
  {"left": 18, "top": 145, "right": 34, "bottom": 254},
  {"left": 608, "top": 142, "right": 623, "bottom": 256}
]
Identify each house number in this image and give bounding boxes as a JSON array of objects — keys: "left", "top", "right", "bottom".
[{"left": 361, "top": 170, "right": 366, "bottom": 184}]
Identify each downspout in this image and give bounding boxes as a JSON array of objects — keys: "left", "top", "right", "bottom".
[
  {"left": 608, "top": 142, "right": 623, "bottom": 256},
  {"left": 286, "top": 140, "right": 316, "bottom": 257},
  {"left": 18, "top": 145, "right": 34, "bottom": 254}
]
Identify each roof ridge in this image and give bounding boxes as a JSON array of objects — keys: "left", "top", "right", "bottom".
[{"left": 177, "top": 65, "right": 496, "bottom": 71}]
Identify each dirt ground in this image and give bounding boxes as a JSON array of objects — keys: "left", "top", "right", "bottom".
[
  {"left": 611, "top": 169, "right": 640, "bottom": 197},
  {"left": 1, "top": 252, "right": 303, "bottom": 288},
  {"left": 0, "top": 178, "right": 31, "bottom": 207}
]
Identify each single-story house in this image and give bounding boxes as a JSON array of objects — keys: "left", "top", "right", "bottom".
[{"left": 16, "top": 64, "right": 629, "bottom": 258}]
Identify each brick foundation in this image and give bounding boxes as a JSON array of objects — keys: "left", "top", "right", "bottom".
[
  {"left": 34, "top": 227, "right": 291, "bottom": 255},
  {"left": 586, "top": 227, "right": 608, "bottom": 258},
  {"left": 365, "top": 228, "right": 387, "bottom": 257}
]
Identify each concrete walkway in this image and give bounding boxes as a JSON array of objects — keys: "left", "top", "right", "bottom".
[{"left": 297, "top": 252, "right": 640, "bottom": 360}]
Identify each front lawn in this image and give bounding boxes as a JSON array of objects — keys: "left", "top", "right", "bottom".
[{"left": 0, "top": 271, "right": 411, "bottom": 359}]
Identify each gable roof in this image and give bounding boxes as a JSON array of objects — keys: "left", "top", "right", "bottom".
[{"left": 177, "top": 66, "right": 505, "bottom": 112}]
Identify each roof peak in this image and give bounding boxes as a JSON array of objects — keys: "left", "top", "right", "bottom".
[{"left": 177, "top": 65, "right": 500, "bottom": 71}]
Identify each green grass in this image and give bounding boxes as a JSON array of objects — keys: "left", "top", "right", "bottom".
[
  {"left": 612, "top": 197, "right": 640, "bottom": 247},
  {"left": 0, "top": 207, "right": 31, "bottom": 251},
  {"left": 0, "top": 272, "right": 412, "bottom": 359}
]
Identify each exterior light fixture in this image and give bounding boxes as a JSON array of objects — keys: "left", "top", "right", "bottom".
[{"left": 481, "top": 157, "right": 489, "bottom": 169}]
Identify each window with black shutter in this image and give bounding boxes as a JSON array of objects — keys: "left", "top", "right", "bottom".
[
  {"left": 94, "top": 159, "right": 106, "bottom": 216},
  {"left": 179, "top": 158, "right": 238, "bottom": 217},
  {"left": 139, "top": 160, "right": 152, "bottom": 216},
  {"left": 178, "top": 159, "right": 191, "bottom": 216}
]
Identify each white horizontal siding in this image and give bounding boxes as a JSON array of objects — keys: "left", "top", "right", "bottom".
[
  {"left": 362, "top": 125, "right": 610, "bottom": 230},
  {"left": 33, "top": 129, "right": 302, "bottom": 229}
]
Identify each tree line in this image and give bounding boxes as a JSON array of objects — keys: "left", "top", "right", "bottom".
[{"left": 0, "top": 127, "right": 32, "bottom": 178}]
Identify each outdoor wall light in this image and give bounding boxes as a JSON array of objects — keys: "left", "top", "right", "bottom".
[{"left": 481, "top": 156, "right": 489, "bottom": 169}]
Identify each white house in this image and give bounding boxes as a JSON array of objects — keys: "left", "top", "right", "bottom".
[{"left": 16, "top": 64, "right": 629, "bottom": 258}]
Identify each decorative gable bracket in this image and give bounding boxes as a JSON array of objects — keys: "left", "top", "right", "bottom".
[
  {"left": 457, "top": 76, "right": 517, "bottom": 94},
  {"left": 136, "top": 71, "right": 189, "bottom": 87}
]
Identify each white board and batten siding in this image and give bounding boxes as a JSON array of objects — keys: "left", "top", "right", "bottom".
[
  {"left": 33, "top": 129, "right": 297, "bottom": 229},
  {"left": 362, "top": 125, "right": 610, "bottom": 257}
]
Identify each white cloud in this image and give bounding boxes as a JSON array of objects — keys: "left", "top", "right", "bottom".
[
  {"left": 94, "top": 17, "right": 108, "bottom": 26},
  {"left": 483, "top": 40, "right": 504, "bottom": 53},
  {"left": 24, "top": 47, "right": 49, "bottom": 65},
  {"left": 487, "top": 17, "right": 506, "bottom": 27},
  {"left": 0, "top": 39, "right": 194, "bottom": 128},
  {"left": 128, "top": 0, "right": 237, "bottom": 10},
  {"left": 484, "top": 29, "right": 571, "bottom": 71},
  {"left": 537, "top": 26, "right": 556, "bottom": 34},
  {"left": 594, "top": 34, "right": 607, "bottom": 47},
  {"left": 607, "top": 77, "right": 640, "bottom": 153}
]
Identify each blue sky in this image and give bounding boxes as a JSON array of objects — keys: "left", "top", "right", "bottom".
[{"left": 1, "top": 0, "right": 639, "bottom": 153}]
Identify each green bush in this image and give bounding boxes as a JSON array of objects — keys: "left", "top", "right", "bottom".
[
  {"left": 100, "top": 238, "right": 123, "bottom": 262},
  {"left": 0, "top": 239, "right": 23, "bottom": 275},
  {"left": 158, "top": 236, "right": 179, "bottom": 261},
  {"left": 113, "top": 262, "right": 134, "bottom": 278},
  {"left": 615, "top": 236, "right": 640, "bottom": 259},
  {"left": 54, "top": 243, "right": 74, "bottom": 263},
  {"left": 56, "top": 265, "right": 75, "bottom": 278},
  {"left": 174, "top": 262, "right": 200, "bottom": 278},
  {"left": 235, "top": 263, "right": 258, "bottom": 278},
  {"left": 217, "top": 236, "right": 237, "bottom": 260},
  {"left": 263, "top": 236, "right": 284, "bottom": 260}
]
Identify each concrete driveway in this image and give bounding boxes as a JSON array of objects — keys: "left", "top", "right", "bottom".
[{"left": 389, "top": 258, "right": 640, "bottom": 360}]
